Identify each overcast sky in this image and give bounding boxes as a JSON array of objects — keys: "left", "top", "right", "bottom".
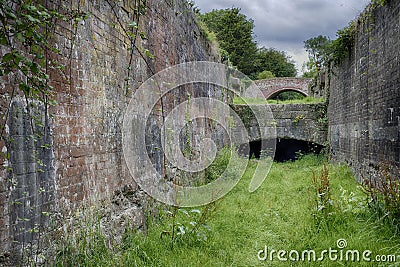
[{"left": 194, "top": 0, "right": 371, "bottom": 75}]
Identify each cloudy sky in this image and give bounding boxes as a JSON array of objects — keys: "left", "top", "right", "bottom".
[{"left": 195, "top": 0, "right": 370, "bottom": 75}]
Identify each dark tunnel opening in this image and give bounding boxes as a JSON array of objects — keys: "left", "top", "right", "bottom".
[
  {"left": 249, "top": 140, "right": 262, "bottom": 159},
  {"left": 239, "top": 139, "right": 324, "bottom": 162},
  {"left": 274, "top": 139, "right": 323, "bottom": 162}
]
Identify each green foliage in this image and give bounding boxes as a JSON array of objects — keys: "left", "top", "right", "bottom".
[
  {"left": 310, "top": 164, "right": 334, "bottom": 224},
  {"left": 268, "top": 96, "right": 325, "bottom": 104},
  {"left": 302, "top": 35, "right": 332, "bottom": 77},
  {"left": 304, "top": 35, "right": 333, "bottom": 70},
  {"left": 256, "top": 70, "right": 275, "bottom": 80},
  {"left": 233, "top": 96, "right": 324, "bottom": 105},
  {"left": 0, "top": 0, "right": 87, "bottom": 104},
  {"left": 195, "top": 17, "right": 217, "bottom": 43},
  {"left": 254, "top": 47, "right": 297, "bottom": 78},
  {"left": 204, "top": 146, "right": 231, "bottom": 183},
  {"left": 201, "top": 8, "right": 296, "bottom": 78},
  {"left": 292, "top": 114, "right": 305, "bottom": 124},
  {"left": 305, "top": 0, "right": 388, "bottom": 69},
  {"left": 337, "top": 186, "right": 367, "bottom": 215},
  {"left": 311, "top": 102, "right": 328, "bottom": 131},
  {"left": 303, "top": 21, "right": 356, "bottom": 70},
  {"left": 233, "top": 97, "right": 268, "bottom": 105},
  {"left": 302, "top": 58, "right": 319, "bottom": 78},
  {"left": 54, "top": 212, "right": 112, "bottom": 266},
  {"left": 218, "top": 47, "right": 232, "bottom": 65},
  {"left": 160, "top": 203, "right": 217, "bottom": 243},
  {"left": 362, "top": 162, "right": 400, "bottom": 233},
  {"left": 200, "top": 8, "right": 258, "bottom": 76},
  {"left": 330, "top": 20, "right": 357, "bottom": 64},
  {"left": 372, "top": 0, "right": 386, "bottom": 6}
]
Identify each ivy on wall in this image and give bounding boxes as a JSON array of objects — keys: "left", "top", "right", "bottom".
[
  {"left": 0, "top": 0, "right": 88, "bottom": 177},
  {"left": 331, "top": 0, "right": 387, "bottom": 65},
  {"left": 0, "top": 0, "right": 87, "bottom": 104},
  {"left": 105, "top": 0, "right": 153, "bottom": 96}
]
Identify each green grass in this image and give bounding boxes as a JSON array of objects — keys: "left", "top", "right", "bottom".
[
  {"left": 267, "top": 96, "right": 325, "bottom": 104},
  {"left": 233, "top": 97, "right": 325, "bottom": 105},
  {"left": 233, "top": 97, "right": 269, "bottom": 105},
  {"left": 55, "top": 155, "right": 400, "bottom": 266}
]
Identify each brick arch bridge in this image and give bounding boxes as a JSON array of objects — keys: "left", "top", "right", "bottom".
[{"left": 254, "top": 78, "right": 311, "bottom": 99}]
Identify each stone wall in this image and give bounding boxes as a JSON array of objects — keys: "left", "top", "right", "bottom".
[
  {"left": 0, "top": 0, "right": 221, "bottom": 262},
  {"left": 271, "top": 104, "right": 327, "bottom": 145},
  {"left": 232, "top": 103, "right": 327, "bottom": 145},
  {"left": 328, "top": 0, "right": 400, "bottom": 179}
]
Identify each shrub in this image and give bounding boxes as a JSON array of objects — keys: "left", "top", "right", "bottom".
[
  {"left": 362, "top": 162, "right": 400, "bottom": 233},
  {"left": 310, "top": 164, "right": 334, "bottom": 223},
  {"left": 257, "top": 70, "right": 275, "bottom": 80},
  {"left": 204, "top": 146, "right": 233, "bottom": 183}
]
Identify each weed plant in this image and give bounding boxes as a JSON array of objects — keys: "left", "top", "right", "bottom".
[{"left": 362, "top": 161, "right": 400, "bottom": 234}]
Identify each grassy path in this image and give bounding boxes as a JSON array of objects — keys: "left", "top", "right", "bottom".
[{"left": 58, "top": 156, "right": 400, "bottom": 266}]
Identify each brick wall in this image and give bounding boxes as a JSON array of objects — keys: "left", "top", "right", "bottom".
[
  {"left": 0, "top": 0, "right": 221, "bottom": 262},
  {"left": 328, "top": 0, "right": 400, "bottom": 179}
]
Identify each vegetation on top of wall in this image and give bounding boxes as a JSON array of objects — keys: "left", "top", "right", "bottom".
[
  {"left": 302, "top": 0, "right": 389, "bottom": 105},
  {"left": 331, "top": 0, "right": 388, "bottom": 64},
  {"left": 302, "top": 26, "right": 356, "bottom": 78},
  {"left": 330, "top": 21, "right": 358, "bottom": 65},
  {"left": 193, "top": 14, "right": 227, "bottom": 64},
  {"left": 199, "top": 8, "right": 257, "bottom": 76},
  {"left": 303, "top": 0, "right": 388, "bottom": 75},
  {"left": 372, "top": 0, "right": 387, "bottom": 6},
  {"left": 303, "top": 35, "right": 333, "bottom": 73}
]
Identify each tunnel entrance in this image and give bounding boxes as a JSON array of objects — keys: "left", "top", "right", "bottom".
[
  {"left": 269, "top": 90, "right": 307, "bottom": 101},
  {"left": 274, "top": 139, "right": 323, "bottom": 162},
  {"left": 240, "top": 139, "right": 324, "bottom": 162},
  {"left": 249, "top": 140, "right": 262, "bottom": 159}
]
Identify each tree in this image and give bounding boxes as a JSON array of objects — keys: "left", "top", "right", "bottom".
[
  {"left": 201, "top": 8, "right": 258, "bottom": 76},
  {"left": 257, "top": 70, "right": 275, "bottom": 80},
  {"left": 304, "top": 35, "right": 332, "bottom": 70},
  {"left": 201, "top": 8, "right": 297, "bottom": 79},
  {"left": 302, "top": 59, "right": 318, "bottom": 78},
  {"left": 255, "top": 47, "right": 297, "bottom": 77}
]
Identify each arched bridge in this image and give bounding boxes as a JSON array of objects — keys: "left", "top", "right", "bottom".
[{"left": 254, "top": 78, "right": 311, "bottom": 99}]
